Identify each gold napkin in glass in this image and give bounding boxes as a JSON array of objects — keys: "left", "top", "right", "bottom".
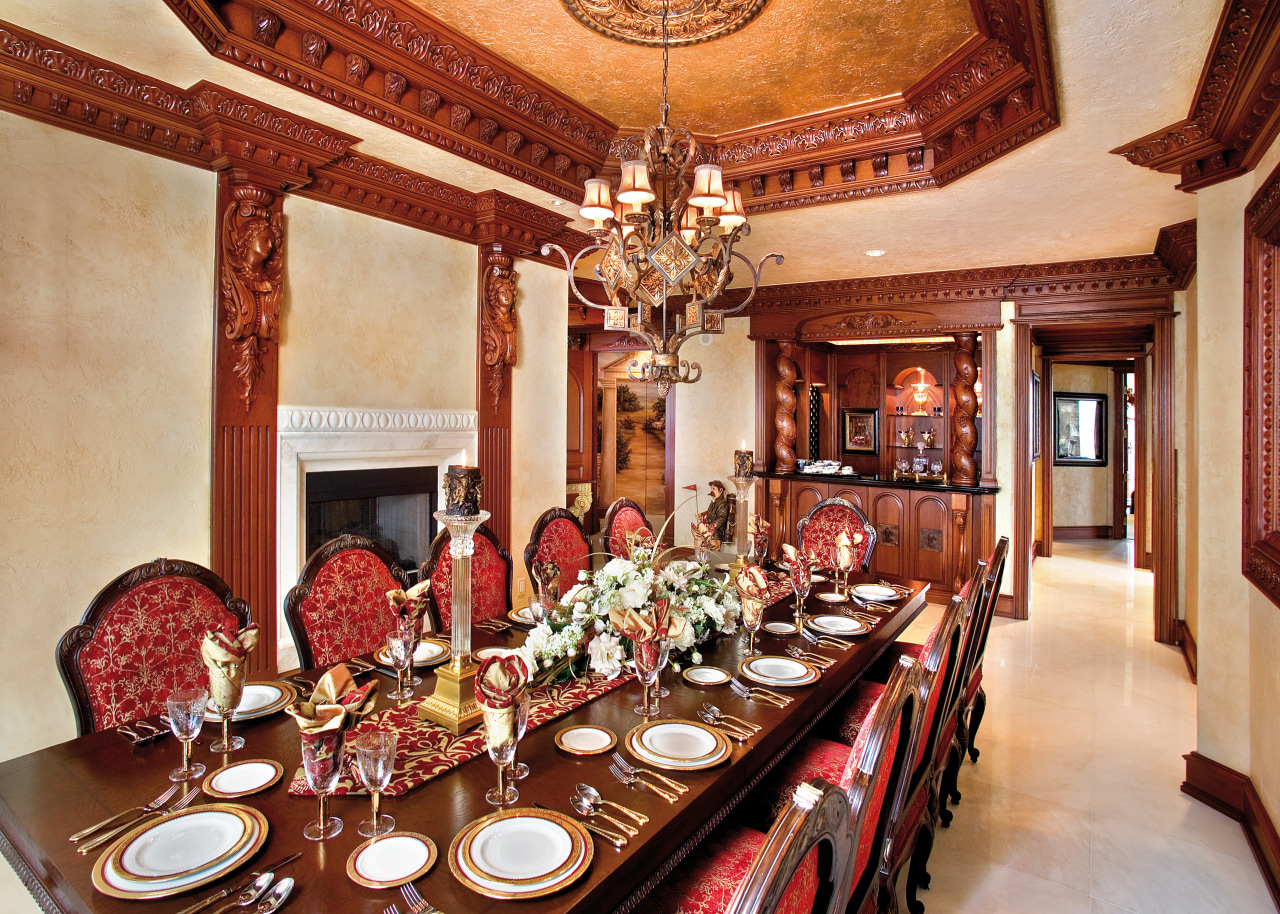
[
  {"left": 200, "top": 624, "right": 259, "bottom": 712},
  {"left": 692, "top": 516, "right": 720, "bottom": 551},
  {"left": 387, "top": 580, "right": 433, "bottom": 637},
  {"left": 781, "top": 543, "right": 812, "bottom": 592},
  {"left": 735, "top": 565, "right": 771, "bottom": 602},
  {"left": 836, "top": 531, "right": 855, "bottom": 570},
  {"left": 748, "top": 514, "right": 770, "bottom": 555},
  {"left": 609, "top": 606, "right": 657, "bottom": 643},
  {"left": 531, "top": 559, "right": 561, "bottom": 601},
  {"left": 286, "top": 665, "right": 379, "bottom": 737},
  {"left": 475, "top": 655, "right": 527, "bottom": 746}
]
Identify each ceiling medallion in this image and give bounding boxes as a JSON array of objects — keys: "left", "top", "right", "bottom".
[{"left": 560, "top": 0, "right": 771, "bottom": 47}]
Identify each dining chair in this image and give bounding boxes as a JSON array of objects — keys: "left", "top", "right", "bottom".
[
  {"left": 421, "top": 522, "right": 513, "bottom": 631},
  {"left": 522, "top": 507, "right": 591, "bottom": 599},
  {"left": 56, "top": 558, "right": 252, "bottom": 736},
  {"left": 796, "top": 497, "right": 877, "bottom": 573},
  {"left": 284, "top": 534, "right": 409, "bottom": 670},
  {"left": 602, "top": 497, "right": 655, "bottom": 559},
  {"left": 955, "top": 536, "right": 1009, "bottom": 767},
  {"left": 651, "top": 778, "right": 854, "bottom": 914}
]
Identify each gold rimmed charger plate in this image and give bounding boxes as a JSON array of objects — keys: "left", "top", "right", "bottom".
[
  {"left": 107, "top": 804, "right": 260, "bottom": 884},
  {"left": 91, "top": 803, "right": 268, "bottom": 899},
  {"left": 202, "top": 758, "right": 284, "bottom": 799},
  {"left": 375, "top": 637, "right": 451, "bottom": 668},
  {"left": 507, "top": 606, "right": 537, "bottom": 626},
  {"left": 681, "top": 665, "right": 731, "bottom": 686},
  {"left": 203, "top": 680, "right": 297, "bottom": 723},
  {"left": 346, "top": 831, "right": 438, "bottom": 889},
  {"left": 737, "top": 655, "right": 822, "bottom": 688},
  {"left": 852, "top": 584, "right": 904, "bottom": 602},
  {"left": 804, "top": 614, "right": 871, "bottom": 638},
  {"left": 449, "top": 808, "right": 592, "bottom": 900},
  {"left": 625, "top": 719, "right": 731, "bottom": 771},
  {"left": 554, "top": 725, "right": 617, "bottom": 755}
]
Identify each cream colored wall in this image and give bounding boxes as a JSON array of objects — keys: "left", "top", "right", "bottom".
[
  {"left": 673, "top": 321, "right": 757, "bottom": 547},
  {"left": 1050, "top": 364, "right": 1113, "bottom": 528},
  {"left": 280, "top": 197, "right": 478, "bottom": 410},
  {"left": 993, "top": 300, "right": 1017, "bottom": 595},
  {"left": 509, "top": 259, "right": 569, "bottom": 600},
  {"left": 1032, "top": 348, "right": 1044, "bottom": 549},
  {"left": 0, "top": 116, "right": 215, "bottom": 914}
]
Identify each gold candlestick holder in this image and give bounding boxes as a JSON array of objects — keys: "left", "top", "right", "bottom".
[{"left": 418, "top": 509, "right": 489, "bottom": 735}]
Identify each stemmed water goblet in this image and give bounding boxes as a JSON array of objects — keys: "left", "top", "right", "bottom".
[
  {"left": 354, "top": 730, "right": 398, "bottom": 837},
  {"left": 633, "top": 640, "right": 660, "bottom": 717},
  {"left": 654, "top": 637, "right": 672, "bottom": 700},
  {"left": 741, "top": 598, "right": 764, "bottom": 657},
  {"left": 400, "top": 618, "right": 423, "bottom": 687},
  {"left": 166, "top": 688, "right": 208, "bottom": 782},
  {"left": 482, "top": 708, "right": 520, "bottom": 806},
  {"left": 790, "top": 567, "right": 812, "bottom": 629},
  {"left": 209, "top": 681, "right": 244, "bottom": 754},
  {"left": 386, "top": 631, "right": 415, "bottom": 702},
  {"left": 301, "top": 732, "right": 344, "bottom": 840},
  {"left": 835, "top": 544, "right": 856, "bottom": 600},
  {"left": 511, "top": 691, "right": 531, "bottom": 781}
]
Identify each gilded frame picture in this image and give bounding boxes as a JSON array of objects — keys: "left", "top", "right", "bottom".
[{"left": 841, "top": 408, "right": 879, "bottom": 455}]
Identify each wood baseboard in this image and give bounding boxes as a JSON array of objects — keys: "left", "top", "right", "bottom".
[
  {"left": 1033, "top": 539, "right": 1042, "bottom": 560},
  {"left": 1183, "top": 752, "right": 1280, "bottom": 909},
  {"left": 994, "top": 592, "right": 1015, "bottom": 618},
  {"left": 1052, "top": 525, "right": 1112, "bottom": 539},
  {"left": 1178, "top": 619, "right": 1197, "bottom": 683},
  {"left": 1144, "top": 550, "right": 1154, "bottom": 570}
]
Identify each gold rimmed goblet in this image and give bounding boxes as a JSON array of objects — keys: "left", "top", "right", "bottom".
[
  {"left": 165, "top": 688, "right": 207, "bottom": 782},
  {"left": 354, "top": 730, "right": 397, "bottom": 837}
]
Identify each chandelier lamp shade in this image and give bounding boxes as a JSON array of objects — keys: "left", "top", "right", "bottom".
[{"left": 541, "top": 5, "right": 781, "bottom": 397}]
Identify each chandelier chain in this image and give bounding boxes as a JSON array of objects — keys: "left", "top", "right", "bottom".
[{"left": 660, "top": 0, "right": 670, "bottom": 127}]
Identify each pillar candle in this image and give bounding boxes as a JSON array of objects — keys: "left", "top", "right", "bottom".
[
  {"left": 734, "top": 449, "right": 754, "bottom": 479},
  {"left": 444, "top": 465, "right": 483, "bottom": 516}
]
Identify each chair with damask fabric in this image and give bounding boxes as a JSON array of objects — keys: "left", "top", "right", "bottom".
[
  {"left": 954, "top": 536, "right": 1008, "bottom": 770},
  {"left": 602, "top": 497, "right": 655, "bottom": 559},
  {"left": 420, "top": 522, "right": 513, "bottom": 631},
  {"left": 698, "top": 655, "right": 923, "bottom": 914},
  {"left": 651, "top": 778, "right": 854, "bottom": 914},
  {"left": 796, "top": 497, "right": 877, "bottom": 573},
  {"left": 284, "top": 534, "right": 409, "bottom": 671},
  {"left": 56, "top": 558, "right": 252, "bottom": 736},
  {"left": 523, "top": 507, "right": 591, "bottom": 600}
]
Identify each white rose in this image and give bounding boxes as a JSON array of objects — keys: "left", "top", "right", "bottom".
[
  {"left": 587, "top": 631, "right": 624, "bottom": 679},
  {"left": 691, "top": 650, "right": 703, "bottom": 665}
]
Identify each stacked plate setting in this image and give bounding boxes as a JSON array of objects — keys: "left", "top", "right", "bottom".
[
  {"left": 375, "top": 638, "right": 451, "bottom": 668},
  {"left": 91, "top": 804, "right": 268, "bottom": 900},
  {"left": 736, "top": 655, "right": 822, "bottom": 688},
  {"left": 625, "top": 720, "right": 731, "bottom": 771},
  {"left": 805, "top": 614, "right": 872, "bottom": 637},
  {"left": 203, "top": 681, "right": 296, "bottom": 723},
  {"left": 449, "top": 809, "right": 593, "bottom": 899}
]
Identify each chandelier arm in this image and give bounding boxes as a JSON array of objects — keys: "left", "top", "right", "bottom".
[
  {"left": 715, "top": 249, "right": 786, "bottom": 316},
  {"left": 540, "top": 242, "right": 614, "bottom": 313}
]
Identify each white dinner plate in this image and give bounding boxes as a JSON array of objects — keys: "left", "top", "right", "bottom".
[
  {"left": 508, "top": 606, "right": 536, "bottom": 625},
  {"left": 204, "top": 681, "right": 295, "bottom": 722},
  {"left": 554, "top": 725, "right": 617, "bottom": 755},
  {"left": 805, "top": 615, "right": 871, "bottom": 637},
  {"left": 738, "top": 656, "right": 821, "bottom": 688},
  {"left": 814, "top": 592, "right": 846, "bottom": 604},
  {"left": 472, "top": 646, "right": 509, "bottom": 662},
  {"left": 763, "top": 622, "right": 798, "bottom": 635},
  {"left": 625, "top": 720, "right": 731, "bottom": 770},
  {"left": 376, "top": 638, "right": 450, "bottom": 668},
  {"left": 810, "top": 574, "right": 829, "bottom": 582},
  {"left": 202, "top": 759, "right": 284, "bottom": 799},
  {"left": 113, "top": 806, "right": 253, "bottom": 882},
  {"left": 346, "top": 832, "right": 437, "bottom": 889},
  {"left": 853, "top": 584, "right": 901, "bottom": 601},
  {"left": 682, "top": 666, "right": 731, "bottom": 686},
  {"left": 449, "top": 809, "right": 592, "bottom": 899}
]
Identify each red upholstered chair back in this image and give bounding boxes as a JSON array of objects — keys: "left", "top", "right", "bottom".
[
  {"left": 602, "top": 497, "right": 654, "bottom": 559},
  {"left": 421, "top": 523, "right": 513, "bottom": 631},
  {"left": 284, "top": 535, "right": 408, "bottom": 670},
  {"left": 905, "top": 593, "right": 968, "bottom": 788},
  {"left": 796, "top": 498, "right": 877, "bottom": 572},
  {"left": 723, "top": 778, "right": 856, "bottom": 914},
  {"left": 839, "top": 655, "right": 921, "bottom": 908},
  {"left": 968, "top": 536, "right": 1009, "bottom": 680},
  {"left": 523, "top": 508, "right": 591, "bottom": 599},
  {"left": 56, "top": 559, "right": 251, "bottom": 736}
]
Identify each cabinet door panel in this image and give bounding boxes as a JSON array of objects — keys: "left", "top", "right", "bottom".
[
  {"left": 830, "top": 485, "right": 867, "bottom": 510},
  {"left": 869, "top": 491, "right": 906, "bottom": 577},
  {"left": 791, "top": 483, "right": 827, "bottom": 543},
  {"left": 909, "top": 491, "right": 953, "bottom": 588}
]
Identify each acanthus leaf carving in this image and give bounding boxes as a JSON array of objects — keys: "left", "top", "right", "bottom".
[
  {"left": 419, "top": 88, "right": 441, "bottom": 117},
  {"left": 301, "top": 31, "right": 329, "bottom": 67},
  {"left": 778, "top": 169, "right": 793, "bottom": 193},
  {"left": 530, "top": 142, "right": 549, "bottom": 166},
  {"left": 552, "top": 153, "right": 570, "bottom": 176},
  {"left": 505, "top": 131, "right": 524, "bottom": 155},
  {"left": 344, "top": 53, "right": 371, "bottom": 86},
  {"left": 808, "top": 164, "right": 824, "bottom": 187},
  {"left": 449, "top": 103, "right": 471, "bottom": 131},
  {"left": 219, "top": 183, "right": 283, "bottom": 412},
  {"left": 384, "top": 71, "right": 407, "bottom": 103},
  {"left": 477, "top": 116, "right": 500, "bottom": 143},
  {"left": 252, "top": 8, "right": 283, "bottom": 47},
  {"left": 481, "top": 249, "right": 517, "bottom": 414}
]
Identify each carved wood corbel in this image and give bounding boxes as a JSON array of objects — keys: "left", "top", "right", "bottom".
[
  {"left": 481, "top": 249, "right": 518, "bottom": 415},
  {"left": 219, "top": 181, "right": 283, "bottom": 411}
]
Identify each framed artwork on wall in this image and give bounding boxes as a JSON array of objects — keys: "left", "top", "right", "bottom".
[
  {"left": 1031, "top": 371, "right": 1042, "bottom": 460},
  {"left": 841, "top": 408, "right": 879, "bottom": 454},
  {"left": 1054, "top": 392, "right": 1107, "bottom": 467}
]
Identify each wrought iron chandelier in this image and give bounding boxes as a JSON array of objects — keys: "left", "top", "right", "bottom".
[{"left": 542, "top": 2, "right": 782, "bottom": 397}]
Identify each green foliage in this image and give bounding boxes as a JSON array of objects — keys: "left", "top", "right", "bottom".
[{"left": 616, "top": 384, "right": 642, "bottom": 412}]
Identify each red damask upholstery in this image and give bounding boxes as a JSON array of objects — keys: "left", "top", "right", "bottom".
[
  {"left": 603, "top": 497, "right": 655, "bottom": 559},
  {"left": 421, "top": 523, "right": 513, "bottom": 631},
  {"left": 652, "top": 826, "right": 819, "bottom": 914},
  {"left": 523, "top": 508, "right": 591, "bottom": 599},
  {"left": 796, "top": 498, "right": 876, "bottom": 572},
  {"left": 285, "top": 535, "right": 409, "bottom": 670},
  {"left": 56, "top": 559, "right": 251, "bottom": 735}
]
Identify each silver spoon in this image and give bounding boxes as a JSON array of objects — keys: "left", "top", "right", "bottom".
[
  {"left": 255, "top": 878, "right": 294, "bottom": 914},
  {"left": 696, "top": 709, "right": 750, "bottom": 740},
  {"left": 701, "top": 702, "right": 762, "bottom": 733},
  {"left": 569, "top": 794, "right": 640, "bottom": 836},
  {"left": 212, "top": 873, "right": 274, "bottom": 914},
  {"left": 575, "top": 783, "right": 649, "bottom": 825}
]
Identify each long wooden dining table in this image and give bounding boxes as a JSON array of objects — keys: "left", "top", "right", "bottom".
[{"left": 0, "top": 572, "right": 928, "bottom": 914}]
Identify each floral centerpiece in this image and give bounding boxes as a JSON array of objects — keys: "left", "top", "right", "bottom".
[{"left": 516, "top": 534, "right": 741, "bottom": 688}]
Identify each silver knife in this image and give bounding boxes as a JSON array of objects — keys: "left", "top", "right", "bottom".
[
  {"left": 173, "top": 852, "right": 302, "bottom": 914},
  {"left": 532, "top": 802, "right": 626, "bottom": 848}
]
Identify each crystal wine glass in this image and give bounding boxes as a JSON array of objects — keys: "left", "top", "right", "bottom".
[
  {"left": 633, "top": 640, "right": 659, "bottom": 717},
  {"left": 511, "top": 691, "right": 531, "bottom": 781},
  {"left": 208, "top": 680, "right": 244, "bottom": 754},
  {"left": 654, "top": 636, "right": 672, "bottom": 700},
  {"left": 386, "top": 631, "right": 414, "bottom": 701},
  {"left": 401, "top": 618, "right": 423, "bottom": 687},
  {"left": 483, "top": 711, "right": 519, "bottom": 806},
  {"left": 791, "top": 567, "right": 812, "bottom": 629},
  {"left": 741, "top": 598, "right": 764, "bottom": 657},
  {"left": 165, "top": 688, "right": 207, "bottom": 782},
  {"left": 835, "top": 544, "right": 856, "bottom": 600},
  {"left": 301, "top": 732, "right": 344, "bottom": 840},
  {"left": 354, "top": 730, "right": 398, "bottom": 837}
]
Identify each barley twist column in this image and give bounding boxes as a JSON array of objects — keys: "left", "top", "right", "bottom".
[
  {"left": 950, "top": 333, "right": 979, "bottom": 486},
  {"left": 775, "top": 340, "right": 799, "bottom": 473}
]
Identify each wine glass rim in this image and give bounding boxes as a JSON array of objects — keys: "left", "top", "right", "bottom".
[{"left": 168, "top": 688, "right": 208, "bottom": 703}]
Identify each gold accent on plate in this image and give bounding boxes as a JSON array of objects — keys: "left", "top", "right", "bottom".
[
  {"left": 109, "top": 805, "right": 258, "bottom": 884},
  {"left": 681, "top": 665, "right": 730, "bottom": 686},
  {"left": 624, "top": 719, "right": 731, "bottom": 770},
  {"left": 376, "top": 637, "right": 452, "bottom": 667},
  {"left": 345, "top": 831, "right": 438, "bottom": 889},
  {"left": 448, "top": 808, "right": 593, "bottom": 900},
  {"left": 736, "top": 655, "right": 822, "bottom": 688},
  {"left": 560, "top": 0, "right": 771, "bottom": 47},
  {"left": 554, "top": 725, "right": 618, "bottom": 755},
  {"left": 507, "top": 607, "right": 536, "bottom": 626},
  {"left": 203, "top": 680, "right": 296, "bottom": 723},
  {"left": 202, "top": 758, "right": 285, "bottom": 800}
]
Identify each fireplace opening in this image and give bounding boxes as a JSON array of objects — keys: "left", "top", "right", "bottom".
[{"left": 305, "top": 466, "right": 438, "bottom": 583}]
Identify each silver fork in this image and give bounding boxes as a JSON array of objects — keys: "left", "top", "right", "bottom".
[
  {"left": 729, "top": 678, "right": 791, "bottom": 707},
  {"left": 786, "top": 646, "right": 835, "bottom": 669},
  {"left": 801, "top": 630, "right": 853, "bottom": 651},
  {"left": 78, "top": 787, "right": 201, "bottom": 853},
  {"left": 608, "top": 762, "right": 677, "bottom": 802},
  {"left": 69, "top": 782, "right": 180, "bottom": 842},
  {"left": 384, "top": 905, "right": 403, "bottom": 914},
  {"left": 401, "top": 881, "right": 441, "bottom": 914},
  {"left": 610, "top": 752, "right": 689, "bottom": 794}
]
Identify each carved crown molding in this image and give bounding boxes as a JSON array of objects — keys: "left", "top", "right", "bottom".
[
  {"left": 1154, "top": 219, "right": 1198, "bottom": 288},
  {"left": 1112, "top": 0, "right": 1280, "bottom": 191}
]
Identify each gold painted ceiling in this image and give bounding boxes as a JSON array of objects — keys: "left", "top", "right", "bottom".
[{"left": 404, "top": 0, "right": 977, "bottom": 134}]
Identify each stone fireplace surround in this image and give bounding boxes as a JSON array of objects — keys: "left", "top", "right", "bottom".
[{"left": 277, "top": 406, "right": 477, "bottom": 671}]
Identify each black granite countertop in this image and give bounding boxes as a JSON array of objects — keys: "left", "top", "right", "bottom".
[{"left": 757, "top": 471, "right": 1000, "bottom": 495}]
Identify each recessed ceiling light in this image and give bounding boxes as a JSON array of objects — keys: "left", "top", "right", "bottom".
[
  {"left": 550, "top": 199, "right": 565, "bottom": 206},
  {"left": 864, "top": 249, "right": 886, "bottom": 257}
]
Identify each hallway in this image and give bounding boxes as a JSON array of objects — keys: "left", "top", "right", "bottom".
[{"left": 911, "top": 540, "right": 1274, "bottom": 912}]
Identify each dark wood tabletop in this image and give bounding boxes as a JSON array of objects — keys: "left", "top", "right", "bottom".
[{"left": 0, "top": 574, "right": 927, "bottom": 914}]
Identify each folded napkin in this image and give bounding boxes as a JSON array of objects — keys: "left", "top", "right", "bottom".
[
  {"left": 735, "top": 565, "right": 772, "bottom": 602},
  {"left": 692, "top": 516, "right": 720, "bottom": 552},
  {"left": 387, "top": 580, "right": 433, "bottom": 637},
  {"left": 749, "top": 514, "right": 771, "bottom": 557},
  {"left": 609, "top": 605, "right": 657, "bottom": 643},
  {"left": 285, "top": 665, "right": 379, "bottom": 738},
  {"left": 200, "top": 624, "right": 259, "bottom": 712},
  {"left": 836, "top": 530, "right": 863, "bottom": 571},
  {"left": 781, "top": 543, "right": 812, "bottom": 592},
  {"left": 475, "top": 655, "right": 527, "bottom": 746},
  {"left": 531, "top": 558, "right": 561, "bottom": 600}
]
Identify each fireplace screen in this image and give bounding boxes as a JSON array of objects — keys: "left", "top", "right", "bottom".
[{"left": 305, "top": 467, "right": 438, "bottom": 582}]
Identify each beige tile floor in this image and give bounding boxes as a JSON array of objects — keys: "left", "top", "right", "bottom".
[{"left": 900, "top": 538, "right": 1275, "bottom": 913}]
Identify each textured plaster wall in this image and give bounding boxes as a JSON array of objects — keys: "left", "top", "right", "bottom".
[
  {"left": 993, "top": 300, "right": 1016, "bottom": 595},
  {"left": 279, "top": 196, "right": 477, "bottom": 410},
  {"left": 673, "top": 322, "right": 757, "bottom": 547},
  {"left": 1050, "top": 364, "right": 1112, "bottom": 528},
  {"left": 509, "top": 259, "right": 568, "bottom": 599}
]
